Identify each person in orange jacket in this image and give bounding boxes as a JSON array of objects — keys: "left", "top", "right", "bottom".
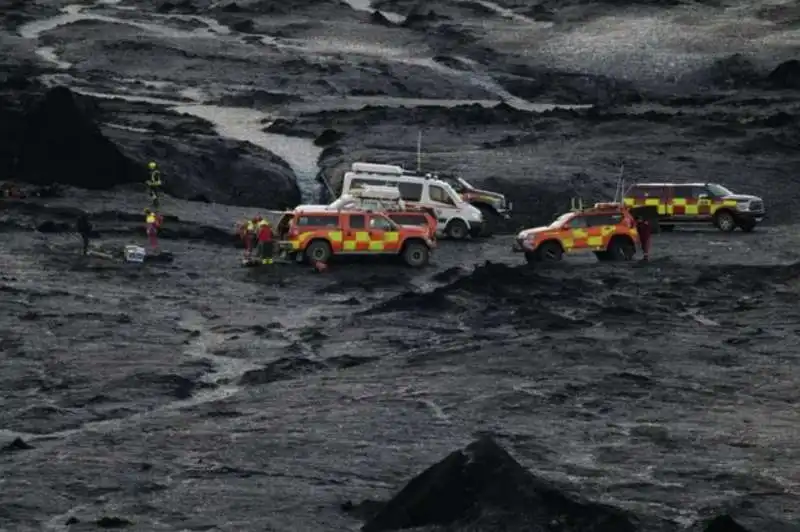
[{"left": 144, "top": 208, "right": 163, "bottom": 251}]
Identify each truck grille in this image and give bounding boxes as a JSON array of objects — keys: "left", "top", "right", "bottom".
[{"left": 750, "top": 201, "right": 764, "bottom": 212}]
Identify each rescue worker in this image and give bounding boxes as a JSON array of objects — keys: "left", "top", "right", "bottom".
[
  {"left": 635, "top": 213, "right": 652, "bottom": 262},
  {"left": 76, "top": 212, "right": 92, "bottom": 255},
  {"left": 144, "top": 208, "right": 162, "bottom": 251},
  {"left": 238, "top": 219, "right": 255, "bottom": 260},
  {"left": 255, "top": 216, "right": 274, "bottom": 265},
  {"left": 145, "top": 161, "right": 162, "bottom": 207}
]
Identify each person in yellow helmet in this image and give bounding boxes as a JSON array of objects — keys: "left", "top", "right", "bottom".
[
  {"left": 145, "top": 161, "right": 162, "bottom": 207},
  {"left": 144, "top": 208, "right": 162, "bottom": 251}
]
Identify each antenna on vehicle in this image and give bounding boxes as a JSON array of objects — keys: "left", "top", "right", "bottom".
[
  {"left": 613, "top": 160, "right": 625, "bottom": 204},
  {"left": 416, "top": 130, "right": 422, "bottom": 173}
]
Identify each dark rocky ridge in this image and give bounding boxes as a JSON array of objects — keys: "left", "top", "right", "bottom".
[{"left": 0, "top": 68, "right": 301, "bottom": 209}]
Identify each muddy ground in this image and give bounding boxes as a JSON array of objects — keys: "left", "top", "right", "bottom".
[
  {"left": 2, "top": 194, "right": 800, "bottom": 531},
  {"left": 2, "top": 0, "right": 800, "bottom": 530}
]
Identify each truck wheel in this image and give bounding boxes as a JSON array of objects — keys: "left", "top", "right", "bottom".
[
  {"left": 402, "top": 241, "right": 429, "bottom": 267},
  {"left": 607, "top": 237, "right": 635, "bottom": 261},
  {"left": 594, "top": 251, "right": 610, "bottom": 261},
  {"left": 525, "top": 251, "right": 537, "bottom": 264},
  {"left": 714, "top": 210, "right": 736, "bottom": 232},
  {"left": 305, "top": 240, "right": 332, "bottom": 263},
  {"left": 535, "top": 241, "right": 563, "bottom": 262},
  {"left": 446, "top": 219, "right": 468, "bottom": 240}
]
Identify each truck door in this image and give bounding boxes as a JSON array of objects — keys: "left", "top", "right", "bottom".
[
  {"left": 367, "top": 214, "right": 400, "bottom": 252},
  {"left": 426, "top": 183, "right": 458, "bottom": 224},
  {"left": 342, "top": 213, "right": 368, "bottom": 252}
]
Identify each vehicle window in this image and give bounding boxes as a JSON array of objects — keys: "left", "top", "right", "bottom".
[
  {"left": 692, "top": 186, "right": 711, "bottom": 198},
  {"left": 429, "top": 185, "right": 454, "bottom": 205},
  {"left": 707, "top": 183, "right": 733, "bottom": 197},
  {"left": 398, "top": 182, "right": 423, "bottom": 201},
  {"left": 566, "top": 216, "right": 588, "bottom": 228},
  {"left": 672, "top": 186, "right": 696, "bottom": 199},
  {"left": 627, "top": 185, "right": 664, "bottom": 198},
  {"left": 585, "top": 214, "right": 622, "bottom": 226},
  {"left": 349, "top": 214, "right": 365, "bottom": 229},
  {"left": 297, "top": 215, "right": 339, "bottom": 227},
  {"left": 369, "top": 215, "right": 395, "bottom": 231},
  {"left": 442, "top": 177, "right": 464, "bottom": 192},
  {"left": 350, "top": 178, "right": 385, "bottom": 190},
  {"left": 389, "top": 214, "right": 427, "bottom": 226}
]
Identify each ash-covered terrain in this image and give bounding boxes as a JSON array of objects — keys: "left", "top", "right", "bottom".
[{"left": 2, "top": 0, "right": 800, "bottom": 530}]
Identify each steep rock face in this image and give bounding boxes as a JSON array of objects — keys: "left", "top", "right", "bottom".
[
  {"left": 15, "top": 86, "right": 140, "bottom": 189},
  {"left": 360, "top": 436, "right": 655, "bottom": 532},
  {"left": 0, "top": 81, "right": 302, "bottom": 209}
]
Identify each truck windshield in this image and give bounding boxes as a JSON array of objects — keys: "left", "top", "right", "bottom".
[
  {"left": 707, "top": 183, "right": 734, "bottom": 197},
  {"left": 457, "top": 177, "right": 473, "bottom": 190},
  {"left": 549, "top": 213, "right": 573, "bottom": 228}
]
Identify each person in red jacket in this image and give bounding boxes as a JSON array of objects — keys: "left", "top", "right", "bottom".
[
  {"left": 255, "top": 216, "right": 274, "bottom": 265},
  {"left": 635, "top": 214, "right": 652, "bottom": 262},
  {"left": 144, "top": 208, "right": 162, "bottom": 251}
]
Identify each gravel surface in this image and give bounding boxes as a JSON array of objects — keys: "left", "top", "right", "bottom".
[{"left": 1, "top": 0, "right": 800, "bottom": 530}]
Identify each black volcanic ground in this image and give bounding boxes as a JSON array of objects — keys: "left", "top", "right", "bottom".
[{"left": 1, "top": 0, "right": 800, "bottom": 530}]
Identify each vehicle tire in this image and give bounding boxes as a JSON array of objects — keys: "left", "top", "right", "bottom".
[
  {"left": 524, "top": 251, "right": 537, "bottom": 264},
  {"left": 446, "top": 219, "right": 469, "bottom": 240},
  {"left": 594, "top": 250, "right": 610, "bottom": 261},
  {"left": 714, "top": 210, "right": 736, "bottom": 232},
  {"left": 535, "top": 241, "right": 563, "bottom": 262},
  {"left": 607, "top": 237, "right": 635, "bottom": 261},
  {"left": 475, "top": 204, "right": 498, "bottom": 237},
  {"left": 402, "top": 240, "right": 430, "bottom": 267},
  {"left": 305, "top": 239, "right": 332, "bottom": 263},
  {"left": 738, "top": 220, "right": 756, "bottom": 232}
]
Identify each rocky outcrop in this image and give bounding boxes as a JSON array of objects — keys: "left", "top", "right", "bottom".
[
  {"left": 0, "top": 77, "right": 301, "bottom": 209},
  {"left": 15, "top": 86, "right": 141, "bottom": 189},
  {"left": 356, "top": 436, "right": 658, "bottom": 532}
]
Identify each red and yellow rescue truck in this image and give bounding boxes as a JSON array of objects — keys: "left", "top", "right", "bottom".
[
  {"left": 623, "top": 182, "right": 766, "bottom": 232},
  {"left": 279, "top": 207, "right": 436, "bottom": 267},
  {"left": 512, "top": 202, "right": 639, "bottom": 264}
]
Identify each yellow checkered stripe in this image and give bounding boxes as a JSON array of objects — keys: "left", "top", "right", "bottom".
[
  {"left": 623, "top": 197, "right": 666, "bottom": 215},
  {"left": 560, "top": 226, "right": 618, "bottom": 250},
  {"left": 343, "top": 231, "right": 399, "bottom": 251},
  {"left": 711, "top": 199, "right": 738, "bottom": 214}
]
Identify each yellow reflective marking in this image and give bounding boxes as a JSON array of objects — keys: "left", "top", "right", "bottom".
[
  {"left": 384, "top": 232, "right": 399, "bottom": 242},
  {"left": 572, "top": 229, "right": 589, "bottom": 238},
  {"left": 329, "top": 231, "right": 342, "bottom": 242},
  {"left": 368, "top": 241, "right": 384, "bottom": 251},
  {"left": 672, "top": 198, "right": 687, "bottom": 205},
  {"left": 355, "top": 232, "right": 370, "bottom": 242},
  {"left": 561, "top": 238, "right": 574, "bottom": 249},
  {"left": 644, "top": 198, "right": 659, "bottom": 206},
  {"left": 685, "top": 205, "right": 699, "bottom": 215},
  {"left": 587, "top": 236, "right": 603, "bottom": 246},
  {"left": 601, "top": 226, "right": 615, "bottom": 235},
  {"left": 343, "top": 241, "right": 356, "bottom": 251}
]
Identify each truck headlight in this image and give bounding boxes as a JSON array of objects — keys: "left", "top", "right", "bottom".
[{"left": 736, "top": 201, "right": 750, "bottom": 211}]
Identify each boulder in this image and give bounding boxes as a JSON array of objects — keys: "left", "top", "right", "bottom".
[
  {"left": 360, "top": 436, "right": 648, "bottom": 531},
  {"left": 15, "top": 86, "right": 140, "bottom": 189}
]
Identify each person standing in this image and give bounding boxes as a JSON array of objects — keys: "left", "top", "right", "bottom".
[
  {"left": 76, "top": 212, "right": 92, "bottom": 255},
  {"left": 635, "top": 214, "right": 652, "bottom": 262},
  {"left": 145, "top": 161, "right": 162, "bottom": 207},
  {"left": 144, "top": 208, "right": 162, "bottom": 252},
  {"left": 255, "top": 216, "right": 274, "bottom": 265}
]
